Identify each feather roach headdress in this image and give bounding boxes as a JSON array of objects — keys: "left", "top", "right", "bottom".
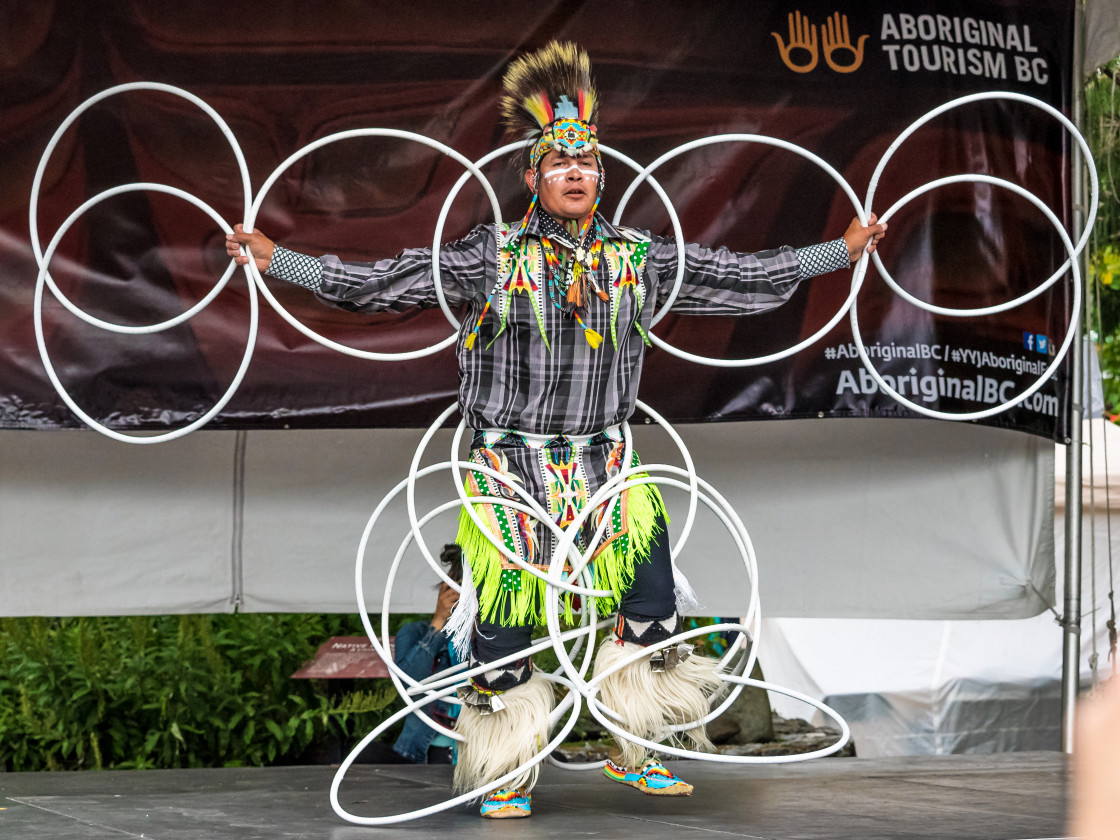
[{"left": 499, "top": 41, "right": 600, "bottom": 171}]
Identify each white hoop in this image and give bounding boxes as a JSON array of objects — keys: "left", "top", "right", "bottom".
[
  {"left": 38, "top": 183, "right": 240, "bottom": 333},
  {"left": 865, "top": 91, "right": 1099, "bottom": 290},
  {"left": 33, "top": 184, "right": 258, "bottom": 445},
  {"left": 29, "top": 82, "right": 252, "bottom": 269},
  {"left": 614, "top": 134, "right": 868, "bottom": 366},
  {"left": 245, "top": 129, "right": 504, "bottom": 361},
  {"left": 430, "top": 141, "right": 530, "bottom": 327},
  {"left": 872, "top": 174, "right": 1077, "bottom": 317},
  {"left": 851, "top": 174, "right": 1081, "bottom": 421}
]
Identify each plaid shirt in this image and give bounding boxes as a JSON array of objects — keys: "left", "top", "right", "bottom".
[{"left": 267, "top": 211, "right": 849, "bottom": 435}]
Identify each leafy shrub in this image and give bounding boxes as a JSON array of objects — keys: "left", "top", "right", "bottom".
[
  {"left": 0, "top": 614, "right": 408, "bottom": 771},
  {"left": 1087, "top": 58, "right": 1120, "bottom": 411}
]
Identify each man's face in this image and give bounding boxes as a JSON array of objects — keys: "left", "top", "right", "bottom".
[{"left": 526, "top": 150, "right": 600, "bottom": 221}]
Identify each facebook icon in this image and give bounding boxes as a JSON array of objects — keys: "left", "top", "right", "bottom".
[{"left": 1023, "top": 332, "right": 1035, "bottom": 352}]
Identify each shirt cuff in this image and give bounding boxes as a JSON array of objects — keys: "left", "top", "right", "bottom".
[
  {"left": 267, "top": 244, "right": 323, "bottom": 291},
  {"left": 795, "top": 238, "right": 850, "bottom": 280}
]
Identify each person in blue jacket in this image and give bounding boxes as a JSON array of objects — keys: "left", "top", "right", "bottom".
[{"left": 391, "top": 545, "right": 464, "bottom": 764}]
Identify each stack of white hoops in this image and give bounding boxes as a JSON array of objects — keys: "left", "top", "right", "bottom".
[{"left": 28, "top": 83, "right": 1096, "bottom": 824}]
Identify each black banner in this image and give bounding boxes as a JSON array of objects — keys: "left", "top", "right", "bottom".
[{"left": 0, "top": 0, "right": 1075, "bottom": 438}]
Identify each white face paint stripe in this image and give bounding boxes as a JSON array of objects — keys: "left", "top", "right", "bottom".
[{"left": 541, "top": 164, "right": 600, "bottom": 181}]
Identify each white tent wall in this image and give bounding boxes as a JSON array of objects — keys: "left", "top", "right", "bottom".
[
  {"left": 759, "top": 419, "right": 1118, "bottom": 758},
  {"left": 1, "top": 418, "right": 1053, "bottom": 620},
  {"left": 1086, "top": 0, "right": 1120, "bottom": 74},
  {"left": 0, "top": 430, "right": 236, "bottom": 615},
  {"left": 760, "top": 616, "right": 1067, "bottom": 756}
]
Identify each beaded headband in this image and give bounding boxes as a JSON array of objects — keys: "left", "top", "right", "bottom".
[
  {"left": 499, "top": 42, "right": 601, "bottom": 172},
  {"left": 531, "top": 114, "right": 599, "bottom": 169}
]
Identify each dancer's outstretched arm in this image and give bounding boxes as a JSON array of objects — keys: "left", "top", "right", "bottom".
[
  {"left": 648, "top": 214, "right": 886, "bottom": 315},
  {"left": 224, "top": 223, "right": 490, "bottom": 313}
]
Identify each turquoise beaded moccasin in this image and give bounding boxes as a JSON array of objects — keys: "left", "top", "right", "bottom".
[
  {"left": 603, "top": 759, "right": 693, "bottom": 795},
  {"left": 480, "top": 788, "right": 532, "bottom": 818}
]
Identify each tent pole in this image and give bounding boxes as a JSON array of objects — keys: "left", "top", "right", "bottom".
[{"left": 1060, "top": 0, "right": 1088, "bottom": 754}]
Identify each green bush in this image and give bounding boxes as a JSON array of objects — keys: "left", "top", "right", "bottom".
[
  {"left": 0, "top": 614, "right": 408, "bottom": 771},
  {"left": 0, "top": 612, "right": 760, "bottom": 770},
  {"left": 1086, "top": 57, "right": 1120, "bottom": 411}
]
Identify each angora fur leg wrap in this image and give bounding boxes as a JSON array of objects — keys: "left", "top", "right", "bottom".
[
  {"left": 453, "top": 673, "right": 555, "bottom": 795},
  {"left": 593, "top": 637, "right": 723, "bottom": 769}
]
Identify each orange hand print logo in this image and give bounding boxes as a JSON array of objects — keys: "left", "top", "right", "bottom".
[
  {"left": 822, "top": 12, "right": 867, "bottom": 73},
  {"left": 773, "top": 11, "right": 867, "bottom": 74},
  {"left": 772, "top": 10, "right": 818, "bottom": 73}
]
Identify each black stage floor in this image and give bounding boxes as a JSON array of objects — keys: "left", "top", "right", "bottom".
[{"left": 1, "top": 752, "right": 1067, "bottom": 840}]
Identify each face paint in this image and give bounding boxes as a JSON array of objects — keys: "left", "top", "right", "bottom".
[
  {"left": 541, "top": 163, "right": 600, "bottom": 182},
  {"left": 528, "top": 150, "right": 603, "bottom": 220}
]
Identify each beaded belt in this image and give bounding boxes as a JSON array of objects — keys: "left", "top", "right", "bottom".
[{"left": 473, "top": 424, "right": 623, "bottom": 449}]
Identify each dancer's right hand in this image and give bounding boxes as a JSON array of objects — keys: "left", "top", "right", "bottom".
[{"left": 225, "top": 224, "right": 275, "bottom": 273}]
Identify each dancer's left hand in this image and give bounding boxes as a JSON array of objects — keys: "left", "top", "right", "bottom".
[{"left": 843, "top": 214, "right": 887, "bottom": 261}]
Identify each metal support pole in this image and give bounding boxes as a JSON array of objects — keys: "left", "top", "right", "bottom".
[
  {"left": 1060, "top": 0, "right": 1088, "bottom": 754},
  {"left": 1062, "top": 363, "right": 1084, "bottom": 755}
]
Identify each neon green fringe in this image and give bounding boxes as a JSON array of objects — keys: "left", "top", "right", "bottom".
[{"left": 454, "top": 483, "right": 668, "bottom": 627}]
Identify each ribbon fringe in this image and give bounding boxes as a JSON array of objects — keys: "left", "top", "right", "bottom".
[{"left": 454, "top": 483, "right": 668, "bottom": 628}]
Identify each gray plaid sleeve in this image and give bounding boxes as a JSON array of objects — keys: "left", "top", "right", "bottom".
[
  {"left": 267, "top": 245, "right": 323, "bottom": 291},
  {"left": 794, "top": 238, "right": 850, "bottom": 279},
  {"left": 314, "top": 225, "right": 492, "bottom": 313},
  {"left": 264, "top": 227, "right": 492, "bottom": 313},
  {"left": 647, "top": 236, "right": 803, "bottom": 315}
]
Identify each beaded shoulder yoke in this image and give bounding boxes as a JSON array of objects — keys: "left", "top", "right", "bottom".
[{"left": 466, "top": 222, "right": 652, "bottom": 353}]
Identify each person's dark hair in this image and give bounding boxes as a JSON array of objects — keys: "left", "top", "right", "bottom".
[{"left": 439, "top": 543, "right": 463, "bottom": 585}]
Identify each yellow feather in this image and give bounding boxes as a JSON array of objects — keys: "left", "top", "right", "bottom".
[
  {"left": 581, "top": 89, "right": 597, "bottom": 122},
  {"left": 523, "top": 92, "right": 552, "bottom": 128}
]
